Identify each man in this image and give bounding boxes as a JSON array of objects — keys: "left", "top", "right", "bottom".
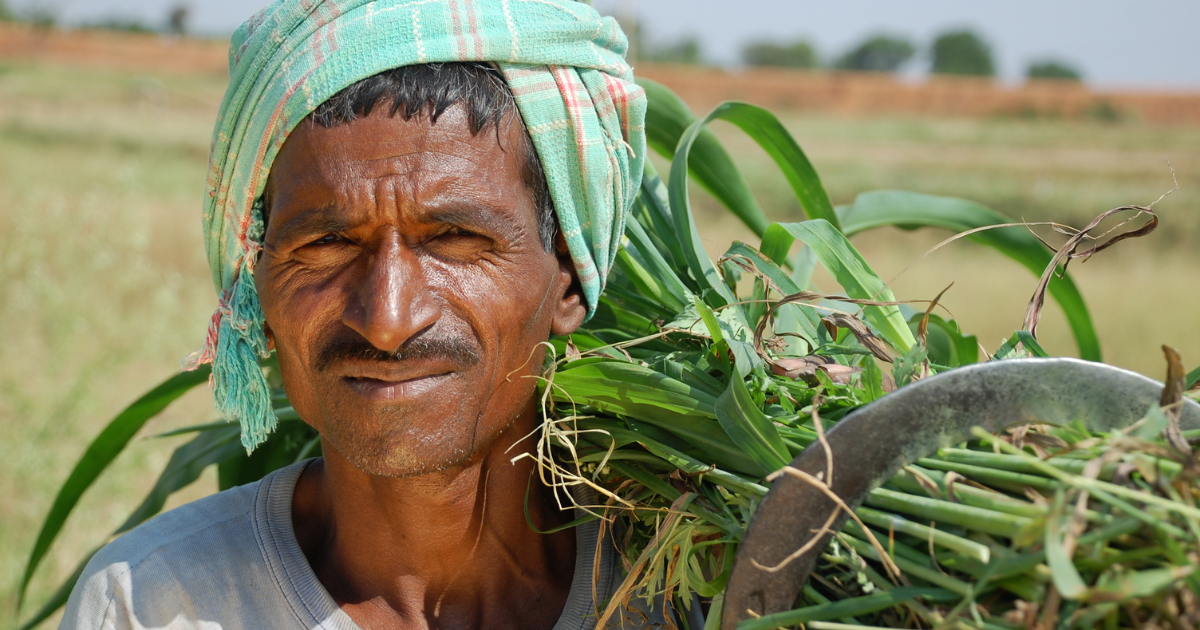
[{"left": 61, "top": 1, "right": 652, "bottom": 628}]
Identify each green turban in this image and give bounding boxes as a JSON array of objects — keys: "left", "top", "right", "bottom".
[{"left": 186, "top": 0, "right": 647, "bottom": 451}]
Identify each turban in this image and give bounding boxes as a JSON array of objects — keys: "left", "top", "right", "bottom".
[{"left": 186, "top": 0, "right": 647, "bottom": 451}]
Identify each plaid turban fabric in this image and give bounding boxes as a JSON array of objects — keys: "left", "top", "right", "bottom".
[{"left": 186, "top": 0, "right": 647, "bottom": 451}]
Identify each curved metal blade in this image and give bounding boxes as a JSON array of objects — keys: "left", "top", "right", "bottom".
[{"left": 723, "top": 358, "right": 1200, "bottom": 629}]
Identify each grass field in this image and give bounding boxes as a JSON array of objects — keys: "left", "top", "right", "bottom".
[{"left": 1, "top": 59, "right": 1197, "bottom": 626}]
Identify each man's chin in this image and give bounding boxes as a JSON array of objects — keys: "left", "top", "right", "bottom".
[{"left": 327, "top": 433, "right": 476, "bottom": 478}]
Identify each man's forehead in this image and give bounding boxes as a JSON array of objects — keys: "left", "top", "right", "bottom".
[{"left": 265, "top": 107, "right": 533, "bottom": 232}]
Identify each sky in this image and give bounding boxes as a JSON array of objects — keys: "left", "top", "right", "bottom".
[{"left": 9, "top": 0, "right": 1200, "bottom": 90}]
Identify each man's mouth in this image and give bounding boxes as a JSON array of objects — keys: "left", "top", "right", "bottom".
[{"left": 337, "top": 360, "right": 459, "bottom": 401}]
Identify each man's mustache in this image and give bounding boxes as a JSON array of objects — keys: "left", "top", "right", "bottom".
[{"left": 315, "top": 331, "right": 482, "bottom": 373}]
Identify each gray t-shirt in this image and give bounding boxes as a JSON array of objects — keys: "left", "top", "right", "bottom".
[{"left": 60, "top": 460, "right": 667, "bottom": 630}]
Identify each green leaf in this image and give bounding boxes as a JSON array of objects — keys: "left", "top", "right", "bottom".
[
  {"left": 552, "top": 361, "right": 718, "bottom": 419},
  {"left": 892, "top": 343, "right": 928, "bottom": 388},
  {"left": 1013, "top": 330, "right": 1050, "bottom": 358},
  {"left": 723, "top": 241, "right": 821, "bottom": 338},
  {"left": 17, "top": 548, "right": 97, "bottom": 630},
  {"left": 21, "top": 422, "right": 243, "bottom": 627},
  {"left": 579, "top": 417, "right": 762, "bottom": 478},
  {"left": 1089, "top": 565, "right": 1196, "bottom": 602},
  {"left": 738, "top": 587, "right": 957, "bottom": 630},
  {"left": 667, "top": 100, "right": 840, "bottom": 310},
  {"left": 623, "top": 217, "right": 692, "bottom": 312},
  {"left": 613, "top": 247, "right": 679, "bottom": 315},
  {"left": 19, "top": 366, "right": 211, "bottom": 606},
  {"left": 714, "top": 377, "right": 789, "bottom": 475},
  {"left": 634, "top": 165, "right": 692, "bottom": 286},
  {"left": 638, "top": 440, "right": 768, "bottom": 498},
  {"left": 697, "top": 102, "right": 840, "bottom": 230},
  {"left": 767, "top": 219, "right": 916, "bottom": 352},
  {"left": 1044, "top": 490, "right": 1088, "bottom": 600},
  {"left": 1135, "top": 402, "right": 1170, "bottom": 442},
  {"left": 861, "top": 357, "right": 885, "bottom": 403},
  {"left": 1187, "top": 364, "right": 1200, "bottom": 390},
  {"left": 668, "top": 127, "right": 739, "bottom": 307},
  {"left": 909, "top": 313, "right": 979, "bottom": 367},
  {"left": 838, "top": 190, "right": 1101, "bottom": 361},
  {"left": 638, "top": 78, "right": 770, "bottom": 236},
  {"left": 116, "top": 424, "right": 243, "bottom": 534},
  {"left": 217, "top": 420, "right": 319, "bottom": 491},
  {"left": 992, "top": 332, "right": 1032, "bottom": 360}
]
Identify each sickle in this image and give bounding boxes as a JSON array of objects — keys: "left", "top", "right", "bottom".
[{"left": 722, "top": 357, "right": 1200, "bottom": 629}]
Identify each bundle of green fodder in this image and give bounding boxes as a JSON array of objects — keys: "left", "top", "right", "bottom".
[
  {"left": 21, "top": 82, "right": 1196, "bottom": 630},
  {"left": 530, "top": 138, "right": 1197, "bottom": 626}
]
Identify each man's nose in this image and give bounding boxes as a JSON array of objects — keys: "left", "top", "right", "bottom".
[{"left": 342, "top": 234, "right": 440, "bottom": 353}]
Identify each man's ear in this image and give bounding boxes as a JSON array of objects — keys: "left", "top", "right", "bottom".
[
  {"left": 550, "top": 232, "right": 587, "bottom": 336},
  {"left": 263, "top": 319, "right": 276, "bottom": 352}
]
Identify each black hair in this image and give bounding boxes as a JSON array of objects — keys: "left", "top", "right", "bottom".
[{"left": 307, "top": 62, "right": 557, "bottom": 251}]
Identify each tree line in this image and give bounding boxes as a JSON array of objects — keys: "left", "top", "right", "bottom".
[
  {"left": 0, "top": 1, "right": 192, "bottom": 36},
  {"left": 639, "top": 26, "right": 1083, "bottom": 82}
]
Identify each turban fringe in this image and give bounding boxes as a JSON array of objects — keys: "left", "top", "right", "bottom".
[{"left": 186, "top": 0, "right": 647, "bottom": 451}]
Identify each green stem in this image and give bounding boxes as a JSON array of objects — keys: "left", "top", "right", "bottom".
[
  {"left": 865, "top": 488, "right": 1031, "bottom": 538},
  {"left": 916, "top": 458, "right": 1060, "bottom": 492},
  {"left": 838, "top": 534, "right": 973, "bottom": 597},
  {"left": 888, "top": 467, "right": 1045, "bottom": 518},
  {"left": 974, "top": 429, "right": 1200, "bottom": 529},
  {"left": 854, "top": 506, "right": 991, "bottom": 563}
]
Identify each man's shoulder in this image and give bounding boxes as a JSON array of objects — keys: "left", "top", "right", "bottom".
[
  {"left": 60, "top": 462, "right": 311, "bottom": 630},
  {"left": 89, "top": 477, "right": 262, "bottom": 574}
]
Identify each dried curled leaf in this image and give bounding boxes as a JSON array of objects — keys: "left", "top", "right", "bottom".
[{"left": 1160, "top": 345, "right": 1191, "bottom": 454}]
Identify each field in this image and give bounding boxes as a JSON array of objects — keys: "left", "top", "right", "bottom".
[{"left": 1, "top": 53, "right": 1198, "bottom": 626}]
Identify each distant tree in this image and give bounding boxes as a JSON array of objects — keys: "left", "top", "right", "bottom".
[
  {"left": 930, "top": 29, "right": 995, "bottom": 77},
  {"left": 84, "top": 18, "right": 155, "bottom": 34},
  {"left": 167, "top": 5, "right": 190, "bottom": 36},
  {"left": 646, "top": 36, "right": 703, "bottom": 65},
  {"left": 0, "top": 0, "right": 14, "bottom": 22},
  {"left": 1027, "top": 60, "right": 1082, "bottom": 81},
  {"left": 742, "top": 39, "right": 819, "bottom": 69},
  {"left": 834, "top": 34, "right": 916, "bottom": 72}
]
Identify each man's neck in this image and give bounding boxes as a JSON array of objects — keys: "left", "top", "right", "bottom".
[{"left": 290, "top": 416, "right": 577, "bottom": 630}]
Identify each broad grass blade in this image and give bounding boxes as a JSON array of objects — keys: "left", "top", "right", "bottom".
[
  {"left": 218, "top": 421, "right": 319, "bottom": 490},
  {"left": 613, "top": 248, "right": 677, "bottom": 314},
  {"left": 669, "top": 121, "right": 739, "bottom": 307},
  {"left": 635, "top": 166, "right": 693, "bottom": 286},
  {"left": 19, "top": 366, "right": 211, "bottom": 606},
  {"left": 19, "top": 414, "right": 238, "bottom": 627},
  {"left": 1044, "top": 491, "right": 1088, "bottom": 599},
  {"left": 17, "top": 549, "right": 96, "bottom": 630},
  {"left": 638, "top": 79, "right": 770, "bottom": 236},
  {"left": 909, "top": 313, "right": 979, "bottom": 367},
  {"left": 738, "top": 587, "right": 956, "bottom": 630},
  {"left": 723, "top": 241, "right": 821, "bottom": 338},
  {"left": 714, "top": 377, "right": 789, "bottom": 476},
  {"left": 767, "top": 220, "right": 916, "bottom": 352},
  {"left": 623, "top": 218, "right": 692, "bottom": 312},
  {"left": 694, "top": 102, "right": 840, "bottom": 230},
  {"left": 839, "top": 190, "right": 1101, "bottom": 361},
  {"left": 553, "top": 361, "right": 718, "bottom": 418}
]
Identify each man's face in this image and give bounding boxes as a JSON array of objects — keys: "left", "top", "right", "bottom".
[{"left": 256, "top": 105, "right": 584, "bottom": 477}]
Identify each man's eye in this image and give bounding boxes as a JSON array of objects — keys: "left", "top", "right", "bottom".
[
  {"left": 441, "top": 227, "right": 482, "bottom": 239},
  {"left": 308, "top": 234, "right": 343, "bottom": 246}
]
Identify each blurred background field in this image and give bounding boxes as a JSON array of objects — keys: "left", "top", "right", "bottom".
[{"left": 2, "top": 20, "right": 1199, "bottom": 628}]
